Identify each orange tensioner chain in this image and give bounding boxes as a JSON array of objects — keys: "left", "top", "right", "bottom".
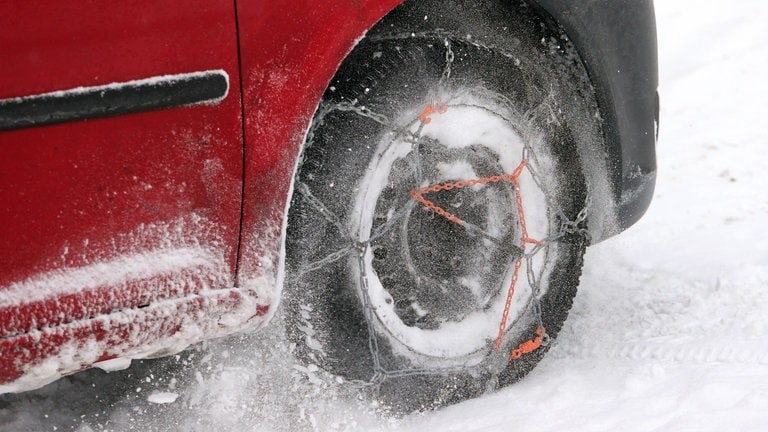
[{"left": 409, "top": 102, "right": 547, "bottom": 362}]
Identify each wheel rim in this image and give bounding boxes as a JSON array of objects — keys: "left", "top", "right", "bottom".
[{"left": 350, "top": 91, "right": 551, "bottom": 361}]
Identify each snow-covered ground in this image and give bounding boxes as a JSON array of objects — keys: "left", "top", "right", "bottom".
[{"left": 2, "top": 0, "right": 767, "bottom": 430}]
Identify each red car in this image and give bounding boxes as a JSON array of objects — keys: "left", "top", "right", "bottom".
[{"left": 0, "top": 0, "right": 657, "bottom": 409}]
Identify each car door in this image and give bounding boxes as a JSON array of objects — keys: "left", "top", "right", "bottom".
[{"left": 0, "top": 1, "right": 243, "bottom": 345}]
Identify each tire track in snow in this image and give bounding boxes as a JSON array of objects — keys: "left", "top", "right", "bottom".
[
  {"left": 553, "top": 245, "right": 768, "bottom": 368},
  {"left": 552, "top": 336, "right": 768, "bottom": 366}
]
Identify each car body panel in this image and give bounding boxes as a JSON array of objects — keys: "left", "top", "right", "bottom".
[
  {"left": 0, "top": 0, "right": 249, "bottom": 388},
  {"left": 0, "top": 0, "right": 243, "bottom": 288},
  {"left": 0, "top": 0, "right": 405, "bottom": 391},
  {"left": 234, "top": 0, "right": 404, "bottom": 285}
]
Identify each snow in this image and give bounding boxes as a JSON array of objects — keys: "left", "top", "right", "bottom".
[
  {"left": 146, "top": 392, "right": 179, "bottom": 405},
  {"left": 2, "top": 0, "right": 768, "bottom": 430},
  {"left": 93, "top": 358, "right": 133, "bottom": 373},
  {"left": 0, "top": 247, "right": 221, "bottom": 308}
]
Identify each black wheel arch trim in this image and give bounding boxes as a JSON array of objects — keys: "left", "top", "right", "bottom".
[{"left": 531, "top": 0, "right": 659, "bottom": 239}]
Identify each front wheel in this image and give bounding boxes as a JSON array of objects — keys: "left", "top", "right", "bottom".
[{"left": 285, "top": 0, "right": 600, "bottom": 411}]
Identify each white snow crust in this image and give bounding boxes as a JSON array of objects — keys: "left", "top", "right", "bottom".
[
  {"left": 2, "top": 1, "right": 768, "bottom": 430},
  {"left": 0, "top": 247, "right": 220, "bottom": 308},
  {"left": 147, "top": 392, "right": 179, "bottom": 404}
]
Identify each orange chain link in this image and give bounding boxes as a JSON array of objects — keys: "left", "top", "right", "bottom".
[
  {"left": 410, "top": 103, "right": 544, "bottom": 361},
  {"left": 508, "top": 326, "right": 547, "bottom": 360},
  {"left": 418, "top": 102, "right": 448, "bottom": 124}
]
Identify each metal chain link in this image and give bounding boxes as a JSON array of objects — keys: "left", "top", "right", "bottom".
[
  {"left": 439, "top": 37, "right": 454, "bottom": 86},
  {"left": 371, "top": 29, "right": 523, "bottom": 65},
  {"left": 299, "top": 244, "right": 355, "bottom": 275},
  {"left": 296, "top": 182, "right": 347, "bottom": 235},
  {"left": 332, "top": 100, "right": 392, "bottom": 126}
]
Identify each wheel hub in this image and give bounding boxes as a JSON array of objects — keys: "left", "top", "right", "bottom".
[
  {"left": 370, "top": 142, "right": 519, "bottom": 329},
  {"left": 351, "top": 99, "right": 548, "bottom": 360}
]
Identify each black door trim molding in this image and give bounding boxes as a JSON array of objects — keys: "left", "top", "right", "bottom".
[{"left": 0, "top": 69, "right": 229, "bottom": 131}]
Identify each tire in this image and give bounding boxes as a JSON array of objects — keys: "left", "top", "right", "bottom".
[{"left": 285, "top": 0, "right": 600, "bottom": 412}]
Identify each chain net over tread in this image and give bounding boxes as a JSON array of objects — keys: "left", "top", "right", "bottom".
[
  {"left": 285, "top": 0, "right": 601, "bottom": 411},
  {"left": 296, "top": 95, "right": 586, "bottom": 385}
]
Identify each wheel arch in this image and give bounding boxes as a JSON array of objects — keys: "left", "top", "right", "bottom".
[
  {"left": 530, "top": 0, "right": 659, "bottom": 238},
  {"left": 236, "top": 0, "right": 657, "bottom": 294},
  {"left": 234, "top": 0, "right": 405, "bottom": 295}
]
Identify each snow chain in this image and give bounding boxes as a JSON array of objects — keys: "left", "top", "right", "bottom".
[{"left": 296, "top": 31, "right": 590, "bottom": 389}]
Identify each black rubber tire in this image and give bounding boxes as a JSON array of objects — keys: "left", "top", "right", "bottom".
[{"left": 285, "top": 0, "right": 600, "bottom": 412}]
